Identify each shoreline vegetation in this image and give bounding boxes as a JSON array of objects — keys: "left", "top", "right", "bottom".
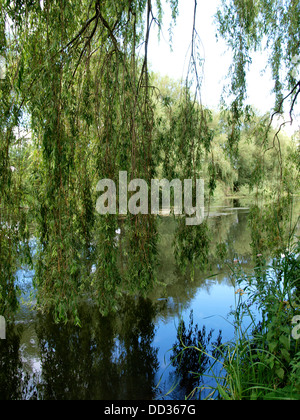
[{"left": 169, "top": 198, "right": 300, "bottom": 400}]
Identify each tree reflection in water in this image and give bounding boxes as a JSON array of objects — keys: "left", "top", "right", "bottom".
[
  {"left": 170, "top": 310, "right": 222, "bottom": 400},
  {"left": 35, "top": 296, "right": 159, "bottom": 400},
  {"left": 0, "top": 324, "right": 23, "bottom": 400}
]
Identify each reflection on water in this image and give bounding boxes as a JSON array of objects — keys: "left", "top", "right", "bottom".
[
  {"left": 34, "top": 297, "right": 159, "bottom": 400},
  {"left": 0, "top": 326, "right": 23, "bottom": 400},
  {"left": 169, "top": 310, "right": 223, "bottom": 400},
  {"left": 0, "top": 198, "right": 298, "bottom": 400}
]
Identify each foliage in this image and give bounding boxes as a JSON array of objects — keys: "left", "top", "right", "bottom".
[
  {"left": 175, "top": 235, "right": 300, "bottom": 400},
  {"left": 248, "top": 195, "right": 298, "bottom": 260},
  {"left": 0, "top": 0, "right": 223, "bottom": 322},
  {"left": 0, "top": 0, "right": 182, "bottom": 322},
  {"left": 216, "top": 0, "right": 300, "bottom": 161},
  {"left": 173, "top": 219, "right": 211, "bottom": 278},
  {"left": 218, "top": 243, "right": 300, "bottom": 400},
  {"left": 0, "top": 0, "right": 299, "bottom": 327}
]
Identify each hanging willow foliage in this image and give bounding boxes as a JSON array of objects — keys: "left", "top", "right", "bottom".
[
  {"left": 3, "top": 0, "right": 296, "bottom": 324},
  {"left": 216, "top": 0, "right": 300, "bottom": 158},
  {"left": 1, "top": 0, "right": 201, "bottom": 323},
  {"left": 26, "top": 0, "right": 171, "bottom": 322},
  {"left": 0, "top": 0, "right": 300, "bottom": 324},
  {"left": 0, "top": 1, "right": 33, "bottom": 317}
]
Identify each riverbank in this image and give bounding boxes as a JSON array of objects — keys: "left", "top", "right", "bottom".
[{"left": 176, "top": 241, "right": 300, "bottom": 400}]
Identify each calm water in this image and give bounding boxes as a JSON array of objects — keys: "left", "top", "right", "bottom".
[{"left": 1, "top": 198, "right": 298, "bottom": 400}]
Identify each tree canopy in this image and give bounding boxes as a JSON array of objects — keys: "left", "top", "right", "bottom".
[{"left": 0, "top": 0, "right": 299, "bottom": 324}]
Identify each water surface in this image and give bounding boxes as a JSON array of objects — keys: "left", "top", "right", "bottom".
[{"left": 1, "top": 198, "right": 297, "bottom": 400}]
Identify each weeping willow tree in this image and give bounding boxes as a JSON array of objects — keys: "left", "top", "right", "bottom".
[
  {"left": 26, "top": 0, "right": 173, "bottom": 322},
  {"left": 0, "top": 0, "right": 215, "bottom": 322},
  {"left": 0, "top": 0, "right": 299, "bottom": 323},
  {"left": 0, "top": 0, "right": 33, "bottom": 317}
]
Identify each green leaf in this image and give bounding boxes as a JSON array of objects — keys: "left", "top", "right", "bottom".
[
  {"left": 276, "top": 368, "right": 285, "bottom": 380},
  {"left": 279, "top": 335, "right": 290, "bottom": 350},
  {"left": 281, "top": 348, "right": 290, "bottom": 363}
]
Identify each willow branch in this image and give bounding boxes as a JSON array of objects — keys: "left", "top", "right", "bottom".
[
  {"left": 264, "top": 79, "right": 300, "bottom": 149},
  {"left": 59, "top": 14, "right": 98, "bottom": 54},
  {"left": 98, "top": 11, "right": 120, "bottom": 53},
  {"left": 71, "top": 17, "right": 100, "bottom": 80},
  {"left": 269, "top": 80, "right": 300, "bottom": 129}
]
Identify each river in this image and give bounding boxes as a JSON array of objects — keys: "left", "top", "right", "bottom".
[{"left": 0, "top": 197, "right": 299, "bottom": 400}]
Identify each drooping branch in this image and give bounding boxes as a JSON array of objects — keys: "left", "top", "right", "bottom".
[
  {"left": 59, "top": 14, "right": 99, "bottom": 54},
  {"left": 264, "top": 79, "right": 300, "bottom": 156},
  {"left": 261, "top": 81, "right": 300, "bottom": 185},
  {"left": 71, "top": 15, "right": 100, "bottom": 79},
  {"left": 270, "top": 80, "right": 300, "bottom": 129},
  {"left": 98, "top": 9, "right": 120, "bottom": 53}
]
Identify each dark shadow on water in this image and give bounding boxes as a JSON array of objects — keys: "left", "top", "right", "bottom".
[
  {"left": 168, "top": 310, "right": 222, "bottom": 400},
  {"left": 34, "top": 297, "right": 159, "bottom": 400}
]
